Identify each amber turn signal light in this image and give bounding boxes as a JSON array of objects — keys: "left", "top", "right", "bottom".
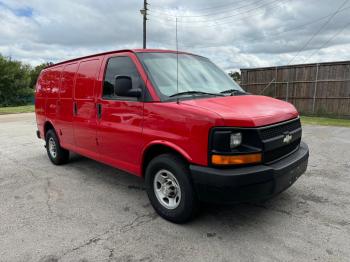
[{"left": 211, "top": 153, "right": 262, "bottom": 165}]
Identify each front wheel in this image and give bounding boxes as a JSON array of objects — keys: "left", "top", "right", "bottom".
[{"left": 145, "top": 154, "right": 198, "bottom": 223}]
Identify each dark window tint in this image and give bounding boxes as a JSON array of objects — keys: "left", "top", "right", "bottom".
[{"left": 103, "top": 56, "right": 141, "bottom": 98}]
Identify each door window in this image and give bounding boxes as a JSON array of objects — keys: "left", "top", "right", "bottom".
[{"left": 103, "top": 56, "right": 142, "bottom": 99}]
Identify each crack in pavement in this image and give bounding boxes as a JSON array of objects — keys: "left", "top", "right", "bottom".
[
  {"left": 59, "top": 225, "right": 115, "bottom": 260},
  {"left": 119, "top": 212, "right": 158, "bottom": 233},
  {"left": 71, "top": 236, "right": 102, "bottom": 252},
  {"left": 58, "top": 212, "right": 157, "bottom": 260}
]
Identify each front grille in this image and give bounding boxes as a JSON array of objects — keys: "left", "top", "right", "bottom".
[
  {"left": 259, "top": 118, "right": 302, "bottom": 163},
  {"left": 264, "top": 139, "right": 300, "bottom": 163},
  {"left": 259, "top": 118, "right": 301, "bottom": 140}
]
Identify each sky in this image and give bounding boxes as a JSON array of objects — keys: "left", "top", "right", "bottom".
[{"left": 0, "top": 0, "right": 349, "bottom": 72}]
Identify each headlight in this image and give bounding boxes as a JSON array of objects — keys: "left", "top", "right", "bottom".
[
  {"left": 211, "top": 130, "right": 242, "bottom": 152},
  {"left": 230, "top": 132, "right": 242, "bottom": 148},
  {"left": 210, "top": 128, "right": 262, "bottom": 166}
]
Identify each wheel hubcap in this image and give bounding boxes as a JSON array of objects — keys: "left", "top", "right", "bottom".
[
  {"left": 48, "top": 137, "right": 57, "bottom": 158},
  {"left": 153, "top": 169, "right": 181, "bottom": 209}
]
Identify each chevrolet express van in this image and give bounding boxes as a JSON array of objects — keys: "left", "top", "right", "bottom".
[{"left": 35, "top": 49, "right": 309, "bottom": 223}]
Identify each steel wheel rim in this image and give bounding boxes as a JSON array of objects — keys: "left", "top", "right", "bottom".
[
  {"left": 153, "top": 169, "right": 181, "bottom": 210},
  {"left": 48, "top": 137, "right": 57, "bottom": 158}
]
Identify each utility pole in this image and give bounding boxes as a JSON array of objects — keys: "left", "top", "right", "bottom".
[{"left": 140, "top": 0, "right": 148, "bottom": 49}]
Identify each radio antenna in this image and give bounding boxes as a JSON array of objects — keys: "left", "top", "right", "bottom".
[{"left": 176, "top": 17, "right": 179, "bottom": 104}]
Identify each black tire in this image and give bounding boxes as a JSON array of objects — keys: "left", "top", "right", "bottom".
[
  {"left": 145, "top": 153, "right": 198, "bottom": 223},
  {"left": 45, "top": 129, "right": 69, "bottom": 165}
]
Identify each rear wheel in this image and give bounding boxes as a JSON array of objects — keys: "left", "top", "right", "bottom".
[
  {"left": 45, "top": 129, "right": 69, "bottom": 165},
  {"left": 145, "top": 154, "right": 198, "bottom": 223}
]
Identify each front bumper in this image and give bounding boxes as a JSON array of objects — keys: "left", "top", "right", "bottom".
[{"left": 190, "top": 141, "right": 309, "bottom": 203}]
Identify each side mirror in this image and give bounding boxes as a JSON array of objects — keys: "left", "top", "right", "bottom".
[
  {"left": 114, "top": 76, "right": 142, "bottom": 98},
  {"left": 115, "top": 75, "right": 132, "bottom": 96},
  {"left": 127, "top": 88, "right": 142, "bottom": 97}
]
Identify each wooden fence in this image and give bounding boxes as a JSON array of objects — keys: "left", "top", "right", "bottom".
[{"left": 240, "top": 61, "right": 350, "bottom": 118}]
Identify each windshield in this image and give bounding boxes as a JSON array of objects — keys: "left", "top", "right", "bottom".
[{"left": 137, "top": 52, "right": 244, "bottom": 100}]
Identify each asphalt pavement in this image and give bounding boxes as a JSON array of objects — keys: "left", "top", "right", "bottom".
[{"left": 0, "top": 113, "right": 349, "bottom": 262}]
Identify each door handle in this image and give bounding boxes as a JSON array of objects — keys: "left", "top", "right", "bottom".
[
  {"left": 97, "top": 103, "right": 102, "bottom": 119},
  {"left": 73, "top": 102, "right": 78, "bottom": 115}
]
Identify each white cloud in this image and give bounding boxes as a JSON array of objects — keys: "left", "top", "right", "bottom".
[{"left": 0, "top": 0, "right": 349, "bottom": 71}]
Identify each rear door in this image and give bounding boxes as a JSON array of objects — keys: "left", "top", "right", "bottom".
[
  {"left": 73, "top": 59, "right": 102, "bottom": 158},
  {"left": 56, "top": 62, "right": 78, "bottom": 148},
  {"left": 45, "top": 67, "right": 62, "bottom": 123},
  {"left": 35, "top": 70, "right": 48, "bottom": 136},
  {"left": 96, "top": 54, "right": 145, "bottom": 174}
]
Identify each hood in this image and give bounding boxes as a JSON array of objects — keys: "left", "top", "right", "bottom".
[{"left": 181, "top": 95, "right": 299, "bottom": 127}]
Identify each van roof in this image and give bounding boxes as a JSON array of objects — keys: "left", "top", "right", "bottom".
[{"left": 45, "top": 49, "right": 195, "bottom": 69}]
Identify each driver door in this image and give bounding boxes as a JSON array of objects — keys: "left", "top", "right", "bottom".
[{"left": 96, "top": 54, "right": 145, "bottom": 175}]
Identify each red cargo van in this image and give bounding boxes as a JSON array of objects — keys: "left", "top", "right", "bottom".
[{"left": 35, "top": 49, "right": 309, "bottom": 223}]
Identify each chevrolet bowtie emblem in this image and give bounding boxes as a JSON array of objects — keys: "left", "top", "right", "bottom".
[{"left": 283, "top": 133, "right": 293, "bottom": 144}]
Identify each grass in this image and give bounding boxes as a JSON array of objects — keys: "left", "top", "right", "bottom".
[
  {"left": 301, "top": 116, "right": 350, "bottom": 127},
  {"left": 0, "top": 105, "right": 35, "bottom": 115}
]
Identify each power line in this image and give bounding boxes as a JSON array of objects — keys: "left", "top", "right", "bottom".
[
  {"left": 149, "top": 2, "right": 286, "bottom": 29},
  {"left": 150, "top": 0, "right": 253, "bottom": 12},
  {"left": 185, "top": 0, "right": 287, "bottom": 28},
  {"left": 148, "top": 0, "right": 284, "bottom": 25},
  {"left": 264, "top": 6, "right": 350, "bottom": 38},
  {"left": 150, "top": 0, "right": 267, "bottom": 18},
  {"left": 303, "top": 21, "right": 350, "bottom": 63},
  {"left": 287, "top": 0, "right": 349, "bottom": 65},
  {"left": 147, "top": 0, "right": 283, "bottom": 48},
  {"left": 148, "top": 0, "right": 350, "bottom": 63},
  {"left": 177, "top": 6, "right": 350, "bottom": 49},
  {"left": 148, "top": 0, "right": 282, "bottom": 23}
]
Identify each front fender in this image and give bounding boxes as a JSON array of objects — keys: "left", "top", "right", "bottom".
[{"left": 141, "top": 140, "right": 193, "bottom": 167}]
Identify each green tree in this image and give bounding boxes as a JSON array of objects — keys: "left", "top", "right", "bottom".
[
  {"left": 228, "top": 71, "right": 241, "bottom": 83},
  {"left": 0, "top": 55, "right": 33, "bottom": 106},
  {"left": 0, "top": 55, "right": 53, "bottom": 107}
]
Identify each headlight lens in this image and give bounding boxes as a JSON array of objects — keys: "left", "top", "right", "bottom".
[{"left": 230, "top": 132, "right": 242, "bottom": 148}]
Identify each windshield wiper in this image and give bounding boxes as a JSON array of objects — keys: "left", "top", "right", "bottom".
[
  {"left": 169, "top": 91, "right": 224, "bottom": 98},
  {"left": 220, "top": 89, "right": 247, "bottom": 96}
]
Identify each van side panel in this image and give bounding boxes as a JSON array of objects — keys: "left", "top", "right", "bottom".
[
  {"left": 45, "top": 66, "right": 63, "bottom": 127},
  {"left": 56, "top": 62, "right": 78, "bottom": 147},
  {"left": 72, "top": 58, "right": 102, "bottom": 159},
  {"left": 35, "top": 70, "right": 47, "bottom": 138}
]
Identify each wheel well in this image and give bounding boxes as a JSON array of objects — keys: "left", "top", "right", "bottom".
[
  {"left": 44, "top": 121, "right": 54, "bottom": 136},
  {"left": 142, "top": 144, "right": 187, "bottom": 177}
]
